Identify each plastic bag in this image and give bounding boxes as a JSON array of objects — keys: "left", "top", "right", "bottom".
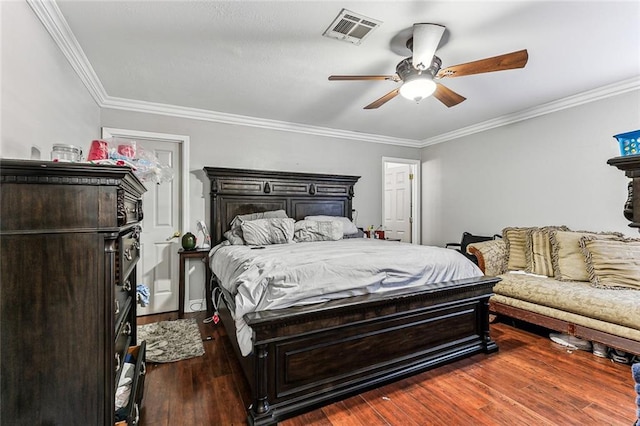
[{"left": 87, "top": 138, "right": 174, "bottom": 184}]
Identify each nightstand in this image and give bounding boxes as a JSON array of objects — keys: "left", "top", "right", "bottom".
[{"left": 178, "top": 247, "right": 212, "bottom": 318}]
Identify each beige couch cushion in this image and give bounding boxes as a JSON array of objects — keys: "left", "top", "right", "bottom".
[
  {"left": 580, "top": 237, "right": 640, "bottom": 290},
  {"left": 491, "top": 294, "right": 640, "bottom": 342},
  {"left": 549, "top": 230, "right": 623, "bottom": 282},
  {"left": 467, "top": 239, "right": 507, "bottom": 277},
  {"left": 493, "top": 272, "right": 640, "bottom": 330}
]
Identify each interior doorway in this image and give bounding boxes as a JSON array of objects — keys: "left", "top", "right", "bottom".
[
  {"left": 102, "top": 127, "right": 190, "bottom": 315},
  {"left": 382, "top": 157, "right": 420, "bottom": 244}
]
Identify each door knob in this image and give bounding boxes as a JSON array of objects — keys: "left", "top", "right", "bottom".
[{"left": 166, "top": 231, "right": 180, "bottom": 241}]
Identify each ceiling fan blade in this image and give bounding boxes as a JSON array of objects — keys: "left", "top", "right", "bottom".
[
  {"left": 411, "top": 23, "right": 446, "bottom": 71},
  {"left": 329, "top": 75, "right": 400, "bottom": 82},
  {"left": 433, "top": 83, "right": 466, "bottom": 107},
  {"left": 436, "top": 49, "right": 529, "bottom": 78},
  {"left": 364, "top": 88, "right": 400, "bottom": 109}
]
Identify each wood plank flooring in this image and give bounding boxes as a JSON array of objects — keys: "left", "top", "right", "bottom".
[{"left": 137, "top": 312, "right": 635, "bottom": 425}]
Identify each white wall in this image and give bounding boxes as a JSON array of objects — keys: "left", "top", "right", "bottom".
[
  {"left": 0, "top": 1, "right": 100, "bottom": 159},
  {"left": 420, "top": 90, "right": 640, "bottom": 246},
  {"left": 100, "top": 110, "right": 421, "bottom": 309},
  {"left": 100, "top": 109, "right": 421, "bottom": 233}
]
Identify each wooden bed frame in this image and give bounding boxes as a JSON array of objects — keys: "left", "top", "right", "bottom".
[{"left": 204, "top": 167, "right": 500, "bottom": 425}]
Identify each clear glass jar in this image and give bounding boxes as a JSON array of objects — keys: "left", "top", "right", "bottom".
[{"left": 51, "top": 144, "right": 83, "bottom": 162}]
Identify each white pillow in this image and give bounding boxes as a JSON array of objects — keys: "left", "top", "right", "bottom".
[
  {"left": 240, "top": 218, "right": 294, "bottom": 246},
  {"left": 226, "top": 209, "right": 289, "bottom": 244},
  {"left": 294, "top": 220, "right": 343, "bottom": 242},
  {"left": 230, "top": 209, "right": 288, "bottom": 229},
  {"left": 304, "top": 215, "right": 358, "bottom": 236}
]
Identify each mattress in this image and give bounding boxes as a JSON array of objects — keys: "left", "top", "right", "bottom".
[{"left": 210, "top": 238, "right": 483, "bottom": 356}]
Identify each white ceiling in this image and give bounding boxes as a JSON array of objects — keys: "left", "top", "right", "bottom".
[{"left": 50, "top": 0, "right": 640, "bottom": 147}]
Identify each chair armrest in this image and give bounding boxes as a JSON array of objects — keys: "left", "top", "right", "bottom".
[{"left": 467, "top": 239, "right": 507, "bottom": 276}]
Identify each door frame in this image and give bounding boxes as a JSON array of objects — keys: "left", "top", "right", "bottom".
[
  {"left": 101, "top": 127, "right": 191, "bottom": 313},
  {"left": 381, "top": 157, "right": 421, "bottom": 244}
]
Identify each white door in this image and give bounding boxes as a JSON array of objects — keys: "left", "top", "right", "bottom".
[
  {"left": 136, "top": 139, "right": 181, "bottom": 314},
  {"left": 102, "top": 128, "right": 188, "bottom": 315},
  {"left": 384, "top": 163, "right": 412, "bottom": 242}
]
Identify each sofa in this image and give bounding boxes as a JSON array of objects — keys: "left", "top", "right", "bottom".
[{"left": 467, "top": 227, "right": 640, "bottom": 356}]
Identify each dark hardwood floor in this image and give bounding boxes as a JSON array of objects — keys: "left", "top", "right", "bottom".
[{"left": 137, "top": 312, "right": 635, "bottom": 425}]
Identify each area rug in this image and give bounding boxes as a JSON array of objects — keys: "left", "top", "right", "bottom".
[{"left": 137, "top": 318, "right": 204, "bottom": 363}]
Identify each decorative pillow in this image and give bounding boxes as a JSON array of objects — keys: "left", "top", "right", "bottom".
[
  {"left": 240, "top": 218, "right": 295, "bottom": 246},
  {"left": 293, "top": 220, "right": 343, "bottom": 242},
  {"left": 550, "top": 230, "right": 624, "bottom": 281},
  {"left": 580, "top": 236, "right": 640, "bottom": 290},
  {"left": 503, "top": 227, "right": 537, "bottom": 271},
  {"left": 226, "top": 209, "right": 289, "bottom": 244},
  {"left": 304, "top": 215, "right": 359, "bottom": 236},
  {"left": 525, "top": 226, "right": 569, "bottom": 276}
]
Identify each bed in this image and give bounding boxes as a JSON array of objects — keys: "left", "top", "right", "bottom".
[{"left": 204, "top": 167, "right": 500, "bottom": 425}]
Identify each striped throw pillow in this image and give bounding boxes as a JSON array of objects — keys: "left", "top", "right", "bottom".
[
  {"left": 526, "top": 226, "right": 570, "bottom": 276},
  {"left": 580, "top": 237, "right": 640, "bottom": 290},
  {"left": 503, "top": 227, "right": 536, "bottom": 271}
]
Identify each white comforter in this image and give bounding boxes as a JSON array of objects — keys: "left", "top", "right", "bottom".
[{"left": 210, "top": 238, "right": 483, "bottom": 356}]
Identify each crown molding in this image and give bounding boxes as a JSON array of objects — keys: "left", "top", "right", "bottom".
[
  {"left": 420, "top": 76, "right": 640, "bottom": 147},
  {"left": 31, "top": 0, "right": 640, "bottom": 150},
  {"left": 27, "top": 0, "right": 107, "bottom": 105},
  {"left": 100, "top": 95, "right": 422, "bottom": 147}
]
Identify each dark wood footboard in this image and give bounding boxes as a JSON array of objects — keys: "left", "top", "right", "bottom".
[{"left": 219, "top": 276, "right": 500, "bottom": 425}]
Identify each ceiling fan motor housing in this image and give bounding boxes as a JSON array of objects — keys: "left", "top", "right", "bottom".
[{"left": 396, "top": 56, "right": 442, "bottom": 81}]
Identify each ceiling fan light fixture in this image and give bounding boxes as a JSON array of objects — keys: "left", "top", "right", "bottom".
[{"left": 399, "top": 76, "right": 436, "bottom": 102}]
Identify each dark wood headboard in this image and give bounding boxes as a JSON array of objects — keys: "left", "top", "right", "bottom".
[{"left": 204, "top": 167, "right": 360, "bottom": 244}]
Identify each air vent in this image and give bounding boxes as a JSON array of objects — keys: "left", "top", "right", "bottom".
[{"left": 323, "top": 9, "right": 381, "bottom": 45}]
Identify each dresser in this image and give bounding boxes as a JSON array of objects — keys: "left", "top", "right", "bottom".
[{"left": 0, "top": 160, "right": 147, "bottom": 425}]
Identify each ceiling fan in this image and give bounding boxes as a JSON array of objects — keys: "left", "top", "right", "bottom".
[{"left": 328, "top": 23, "right": 529, "bottom": 109}]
